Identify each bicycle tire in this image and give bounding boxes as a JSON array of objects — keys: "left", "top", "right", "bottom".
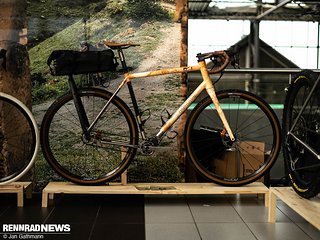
[
  {"left": 40, "top": 87, "right": 138, "bottom": 185},
  {"left": 0, "top": 92, "right": 39, "bottom": 185},
  {"left": 185, "top": 89, "right": 281, "bottom": 186},
  {"left": 282, "top": 70, "right": 320, "bottom": 198}
]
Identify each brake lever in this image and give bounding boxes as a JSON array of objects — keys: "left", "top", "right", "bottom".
[{"left": 209, "top": 55, "right": 224, "bottom": 71}]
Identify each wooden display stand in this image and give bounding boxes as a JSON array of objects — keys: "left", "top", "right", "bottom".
[
  {"left": 41, "top": 181, "right": 269, "bottom": 207},
  {"left": 0, "top": 182, "right": 32, "bottom": 207},
  {"left": 268, "top": 187, "right": 320, "bottom": 230}
]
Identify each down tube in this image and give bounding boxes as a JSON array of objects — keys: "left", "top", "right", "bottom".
[{"left": 156, "top": 81, "right": 206, "bottom": 138}]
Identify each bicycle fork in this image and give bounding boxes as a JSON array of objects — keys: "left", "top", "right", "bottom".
[
  {"left": 199, "top": 61, "right": 235, "bottom": 142},
  {"left": 155, "top": 61, "right": 235, "bottom": 142}
]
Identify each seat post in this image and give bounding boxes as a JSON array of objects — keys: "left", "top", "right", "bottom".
[{"left": 117, "top": 48, "right": 129, "bottom": 73}]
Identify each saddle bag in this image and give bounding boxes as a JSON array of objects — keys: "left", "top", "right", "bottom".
[{"left": 47, "top": 49, "right": 118, "bottom": 76}]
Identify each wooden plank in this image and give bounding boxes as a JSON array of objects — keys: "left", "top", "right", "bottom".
[
  {"left": 0, "top": 182, "right": 32, "bottom": 207},
  {"left": 121, "top": 170, "right": 127, "bottom": 185},
  {"left": 268, "top": 187, "right": 320, "bottom": 230},
  {"left": 268, "top": 189, "right": 277, "bottom": 223},
  {"left": 41, "top": 182, "right": 269, "bottom": 207},
  {"left": 42, "top": 189, "right": 48, "bottom": 208}
]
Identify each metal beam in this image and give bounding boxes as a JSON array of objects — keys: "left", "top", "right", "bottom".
[{"left": 256, "top": 0, "right": 292, "bottom": 20}]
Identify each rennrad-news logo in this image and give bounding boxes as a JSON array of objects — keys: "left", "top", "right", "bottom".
[{"left": 2, "top": 224, "right": 71, "bottom": 233}]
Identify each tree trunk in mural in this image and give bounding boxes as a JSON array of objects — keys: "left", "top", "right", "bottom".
[
  {"left": 175, "top": 0, "right": 194, "bottom": 179},
  {"left": 0, "top": 0, "right": 32, "bottom": 181}
]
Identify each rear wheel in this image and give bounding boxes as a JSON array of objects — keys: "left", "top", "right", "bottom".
[
  {"left": 41, "top": 88, "right": 138, "bottom": 185},
  {"left": 283, "top": 70, "right": 320, "bottom": 198},
  {"left": 185, "top": 89, "right": 281, "bottom": 186}
]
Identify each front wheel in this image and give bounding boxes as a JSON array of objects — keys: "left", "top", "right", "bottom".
[
  {"left": 41, "top": 88, "right": 138, "bottom": 185},
  {"left": 185, "top": 89, "right": 281, "bottom": 186}
]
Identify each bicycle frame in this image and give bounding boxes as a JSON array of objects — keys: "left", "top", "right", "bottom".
[
  {"left": 286, "top": 74, "right": 320, "bottom": 165},
  {"left": 85, "top": 59, "right": 235, "bottom": 143}
]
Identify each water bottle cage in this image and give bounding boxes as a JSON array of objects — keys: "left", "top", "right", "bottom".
[{"left": 161, "top": 109, "right": 178, "bottom": 139}]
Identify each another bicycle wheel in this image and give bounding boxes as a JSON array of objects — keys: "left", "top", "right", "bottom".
[
  {"left": 0, "top": 93, "right": 39, "bottom": 185},
  {"left": 41, "top": 87, "right": 138, "bottom": 185},
  {"left": 283, "top": 70, "right": 320, "bottom": 198},
  {"left": 185, "top": 89, "right": 281, "bottom": 186}
]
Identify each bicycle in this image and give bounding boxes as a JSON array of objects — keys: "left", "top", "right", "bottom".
[
  {"left": 0, "top": 49, "right": 39, "bottom": 185},
  {"left": 282, "top": 70, "right": 320, "bottom": 198},
  {"left": 42, "top": 42, "right": 281, "bottom": 186}
]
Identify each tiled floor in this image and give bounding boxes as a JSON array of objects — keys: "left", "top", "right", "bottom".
[
  {"left": 0, "top": 193, "right": 319, "bottom": 240},
  {"left": 144, "top": 195, "right": 320, "bottom": 240},
  {"left": 0, "top": 194, "right": 145, "bottom": 240}
]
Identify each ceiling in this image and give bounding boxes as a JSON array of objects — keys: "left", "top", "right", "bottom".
[{"left": 188, "top": 0, "right": 320, "bottom": 21}]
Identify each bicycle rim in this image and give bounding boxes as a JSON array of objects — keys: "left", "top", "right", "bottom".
[
  {"left": 185, "top": 89, "right": 281, "bottom": 186},
  {"left": 283, "top": 72, "right": 320, "bottom": 198},
  {"left": 0, "top": 93, "right": 38, "bottom": 185},
  {"left": 41, "top": 88, "right": 138, "bottom": 185}
]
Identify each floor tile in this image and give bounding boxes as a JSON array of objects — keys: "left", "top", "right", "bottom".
[
  {"left": 0, "top": 205, "right": 53, "bottom": 224},
  {"left": 146, "top": 223, "right": 201, "bottom": 240},
  {"left": 91, "top": 223, "right": 145, "bottom": 240},
  {"left": 189, "top": 203, "right": 242, "bottom": 223},
  {"left": 145, "top": 197, "right": 194, "bottom": 223},
  {"left": 45, "top": 205, "right": 99, "bottom": 224},
  {"left": 197, "top": 223, "right": 256, "bottom": 240},
  {"left": 97, "top": 196, "right": 145, "bottom": 224},
  {"left": 0, "top": 205, "right": 10, "bottom": 216},
  {"left": 233, "top": 205, "right": 290, "bottom": 223},
  {"left": 248, "top": 222, "right": 314, "bottom": 240},
  {"left": 296, "top": 223, "right": 320, "bottom": 240}
]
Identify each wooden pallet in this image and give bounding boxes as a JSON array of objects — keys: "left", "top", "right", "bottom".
[
  {"left": 268, "top": 187, "right": 320, "bottom": 230},
  {"left": 41, "top": 182, "right": 269, "bottom": 207},
  {"left": 0, "top": 182, "right": 32, "bottom": 207}
]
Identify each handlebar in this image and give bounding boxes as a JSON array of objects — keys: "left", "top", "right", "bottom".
[{"left": 196, "top": 45, "right": 239, "bottom": 74}]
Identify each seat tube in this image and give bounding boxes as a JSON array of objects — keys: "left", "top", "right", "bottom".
[
  {"left": 68, "top": 75, "right": 90, "bottom": 139},
  {"left": 198, "top": 61, "right": 235, "bottom": 141},
  {"left": 117, "top": 48, "right": 129, "bottom": 73}
]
